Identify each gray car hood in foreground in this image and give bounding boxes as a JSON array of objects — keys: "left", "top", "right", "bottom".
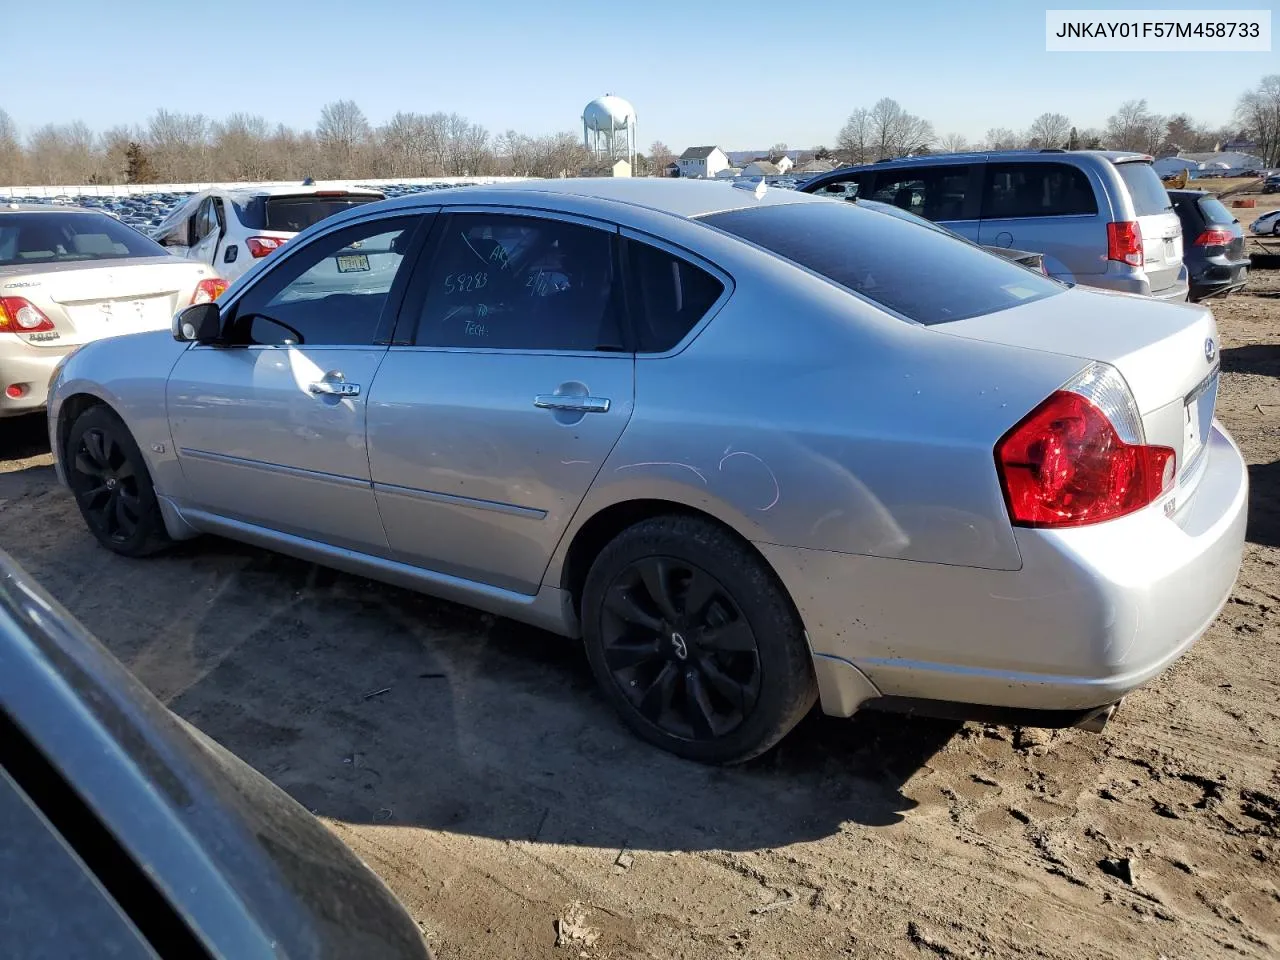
[{"left": 0, "top": 549, "right": 433, "bottom": 960}]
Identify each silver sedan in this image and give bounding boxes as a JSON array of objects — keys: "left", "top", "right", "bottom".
[{"left": 47, "top": 179, "right": 1248, "bottom": 763}]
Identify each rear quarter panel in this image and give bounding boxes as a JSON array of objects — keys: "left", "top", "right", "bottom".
[{"left": 546, "top": 239, "right": 1087, "bottom": 583}]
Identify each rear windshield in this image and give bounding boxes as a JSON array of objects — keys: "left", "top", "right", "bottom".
[
  {"left": 0, "top": 212, "right": 165, "bottom": 266},
  {"left": 1196, "top": 195, "right": 1237, "bottom": 224},
  {"left": 1115, "top": 162, "right": 1173, "bottom": 215},
  {"left": 231, "top": 194, "right": 380, "bottom": 233},
  {"left": 701, "top": 200, "right": 1062, "bottom": 325}
]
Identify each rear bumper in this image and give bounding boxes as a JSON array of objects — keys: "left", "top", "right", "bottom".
[
  {"left": 1084, "top": 266, "right": 1190, "bottom": 303},
  {"left": 761, "top": 422, "right": 1247, "bottom": 717},
  {"left": 0, "top": 346, "right": 67, "bottom": 417},
  {"left": 1188, "top": 256, "right": 1249, "bottom": 300}
]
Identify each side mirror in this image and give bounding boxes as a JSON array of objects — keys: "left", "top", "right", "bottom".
[{"left": 172, "top": 302, "right": 222, "bottom": 343}]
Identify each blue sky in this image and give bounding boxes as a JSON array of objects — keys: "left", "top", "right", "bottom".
[{"left": 5, "top": 0, "right": 1274, "bottom": 150}]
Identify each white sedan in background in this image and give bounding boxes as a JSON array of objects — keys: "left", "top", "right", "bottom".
[
  {"left": 1250, "top": 210, "right": 1280, "bottom": 236},
  {"left": 151, "top": 183, "right": 385, "bottom": 282},
  {"left": 1, "top": 205, "right": 225, "bottom": 417}
]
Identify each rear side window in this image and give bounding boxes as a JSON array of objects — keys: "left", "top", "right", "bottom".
[
  {"left": 231, "top": 194, "right": 380, "bottom": 232},
  {"left": 1197, "top": 195, "right": 1236, "bottom": 224},
  {"left": 869, "top": 166, "right": 974, "bottom": 221},
  {"left": 701, "top": 200, "right": 1061, "bottom": 325},
  {"left": 1114, "top": 162, "right": 1173, "bottom": 215},
  {"left": 0, "top": 213, "right": 165, "bottom": 266},
  {"left": 807, "top": 174, "right": 871, "bottom": 202},
  {"left": 982, "top": 163, "right": 1098, "bottom": 219},
  {"left": 625, "top": 240, "right": 725, "bottom": 352}
]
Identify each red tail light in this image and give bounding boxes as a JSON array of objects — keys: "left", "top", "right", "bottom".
[
  {"left": 190, "top": 278, "right": 229, "bottom": 305},
  {"left": 246, "top": 236, "right": 287, "bottom": 258},
  {"left": 0, "top": 297, "right": 55, "bottom": 334},
  {"left": 996, "top": 387, "right": 1175, "bottom": 528},
  {"left": 1194, "top": 226, "right": 1233, "bottom": 247},
  {"left": 1106, "top": 221, "right": 1143, "bottom": 267}
]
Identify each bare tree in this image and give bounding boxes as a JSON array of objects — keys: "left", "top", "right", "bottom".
[
  {"left": 212, "top": 113, "right": 276, "bottom": 180},
  {"left": 768, "top": 142, "right": 788, "bottom": 162},
  {"left": 1027, "top": 112, "right": 1071, "bottom": 149},
  {"left": 0, "top": 108, "right": 23, "bottom": 185},
  {"left": 868, "top": 98, "right": 934, "bottom": 159},
  {"left": 938, "top": 132, "right": 969, "bottom": 153},
  {"left": 648, "top": 140, "right": 674, "bottom": 174},
  {"left": 147, "top": 109, "right": 211, "bottom": 182},
  {"left": 316, "top": 100, "right": 371, "bottom": 177},
  {"left": 982, "top": 127, "right": 1026, "bottom": 150},
  {"left": 836, "top": 107, "right": 873, "bottom": 164},
  {"left": 1236, "top": 74, "right": 1280, "bottom": 166},
  {"left": 1105, "top": 99, "right": 1165, "bottom": 154},
  {"left": 27, "top": 122, "right": 99, "bottom": 184}
]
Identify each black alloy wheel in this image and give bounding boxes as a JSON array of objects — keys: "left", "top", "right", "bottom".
[
  {"left": 70, "top": 426, "right": 143, "bottom": 543},
  {"left": 600, "top": 557, "right": 762, "bottom": 742},
  {"left": 582, "top": 515, "right": 817, "bottom": 764},
  {"left": 65, "top": 405, "right": 170, "bottom": 557}
]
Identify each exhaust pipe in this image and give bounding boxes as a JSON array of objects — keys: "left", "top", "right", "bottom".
[{"left": 1074, "top": 700, "right": 1122, "bottom": 734}]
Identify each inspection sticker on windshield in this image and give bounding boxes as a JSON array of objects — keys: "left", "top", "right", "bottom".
[{"left": 336, "top": 254, "right": 370, "bottom": 273}]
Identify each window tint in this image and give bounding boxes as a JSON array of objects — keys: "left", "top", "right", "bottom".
[
  {"left": 625, "top": 240, "right": 725, "bottom": 352},
  {"left": 231, "top": 194, "right": 381, "bottom": 232},
  {"left": 195, "top": 199, "right": 219, "bottom": 240},
  {"left": 869, "top": 166, "right": 973, "bottom": 220},
  {"left": 809, "top": 177, "right": 864, "bottom": 201},
  {"left": 1196, "top": 195, "right": 1236, "bottom": 225},
  {"left": 701, "top": 200, "right": 1061, "bottom": 326},
  {"left": 414, "top": 214, "right": 621, "bottom": 351},
  {"left": 0, "top": 212, "right": 165, "bottom": 266},
  {"left": 231, "top": 216, "right": 419, "bottom": 346},
  {"left": 1115, "top": 162, "right": 1173, "bottom": 215},
  {"left": 982, "top": 163, "right": 1098, "bottom": 218}
]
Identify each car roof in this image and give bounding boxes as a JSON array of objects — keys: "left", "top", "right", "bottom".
[
  {"left": 805, "top": 148, "right": 1155, "bottom": 184},
  {"left": 377, "top": 176, "right": 819, "bottom": 220},
  {"left": 221, "top": 183, "right": 385, "bottom": 201},
  {"left": 0, "top": 203, "right": 100, "bottom": 215}
]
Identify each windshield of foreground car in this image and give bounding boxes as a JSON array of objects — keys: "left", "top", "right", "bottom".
[
  {"left": 0, "top": 212, "right": 167, "bottom": 266},
  {"left": 700, "top": 199, "right": 1062, "bottom": 325}
]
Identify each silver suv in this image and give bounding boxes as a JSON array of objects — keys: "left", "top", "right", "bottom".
[{"left": 799, "top": 150, "right": 1189, "bottom": 302}]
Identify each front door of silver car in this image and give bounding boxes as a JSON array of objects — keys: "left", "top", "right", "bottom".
[
  {"left": 165, "top": 214, "right": 429, "bottom": 552},
  {"left": 367, "top": 210, "right": 635, "bottom": 595}
]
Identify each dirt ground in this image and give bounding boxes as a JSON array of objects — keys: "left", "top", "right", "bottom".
[{"left": 2, "top": 273, "right": 1279, "bottom": 960}]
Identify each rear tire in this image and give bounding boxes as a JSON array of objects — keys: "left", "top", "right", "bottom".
[
  {"left": 581, "top": 515, "right": 817, "bottom": 764},
  {"left": 66, "top": 406, "right": 171, "bottom": 558}
]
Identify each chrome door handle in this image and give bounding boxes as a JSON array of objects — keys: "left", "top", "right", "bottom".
[
  {"left": 309, "top": 381, "right": 361, "bottom": 397},
  {"left": 534, "top": 394, "right": 610, "bottom": 413}
]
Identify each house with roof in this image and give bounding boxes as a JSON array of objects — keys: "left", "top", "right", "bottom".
[
  {"left": 794, "top": 158, "right": 836, "bottom": 176},
  {"left": 677, "top": 146, "right": 731, "bottom": 179},
  {"left": 741, "top": 160, "right": 781, "bottom": 177}
]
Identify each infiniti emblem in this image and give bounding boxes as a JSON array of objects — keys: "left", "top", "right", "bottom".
[
  {"left": 670, "top": 632, "right": 688, "bottom": 660},
  {"left": 1205, "top": 337, "right": 1217, "bottom": 363}
]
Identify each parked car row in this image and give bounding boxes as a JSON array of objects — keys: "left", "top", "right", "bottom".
[{"left": 799, "top": 148, "right": 1223, "bottom": 302}]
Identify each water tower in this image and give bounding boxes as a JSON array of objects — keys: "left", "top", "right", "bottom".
[{"left": 582, "top": 95, "right": 637, "bottom": 168}]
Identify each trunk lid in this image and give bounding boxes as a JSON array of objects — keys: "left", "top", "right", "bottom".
[
  {"left": 1114, "top": 159, "right": 1184, "bottom": 294},
  {"left": 2, "top": 257, "right": 214, "bottom": 347},
  {"left": 936, "top": 286, "right": 1219, "bottom": 490}
]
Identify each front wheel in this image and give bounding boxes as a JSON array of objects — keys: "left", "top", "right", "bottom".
[
  {"left": 66, "top": 406, "right": 171, "bottom": 557},
  {"left": 582, "top": 516, "right": 817, "bottom": 764}
]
